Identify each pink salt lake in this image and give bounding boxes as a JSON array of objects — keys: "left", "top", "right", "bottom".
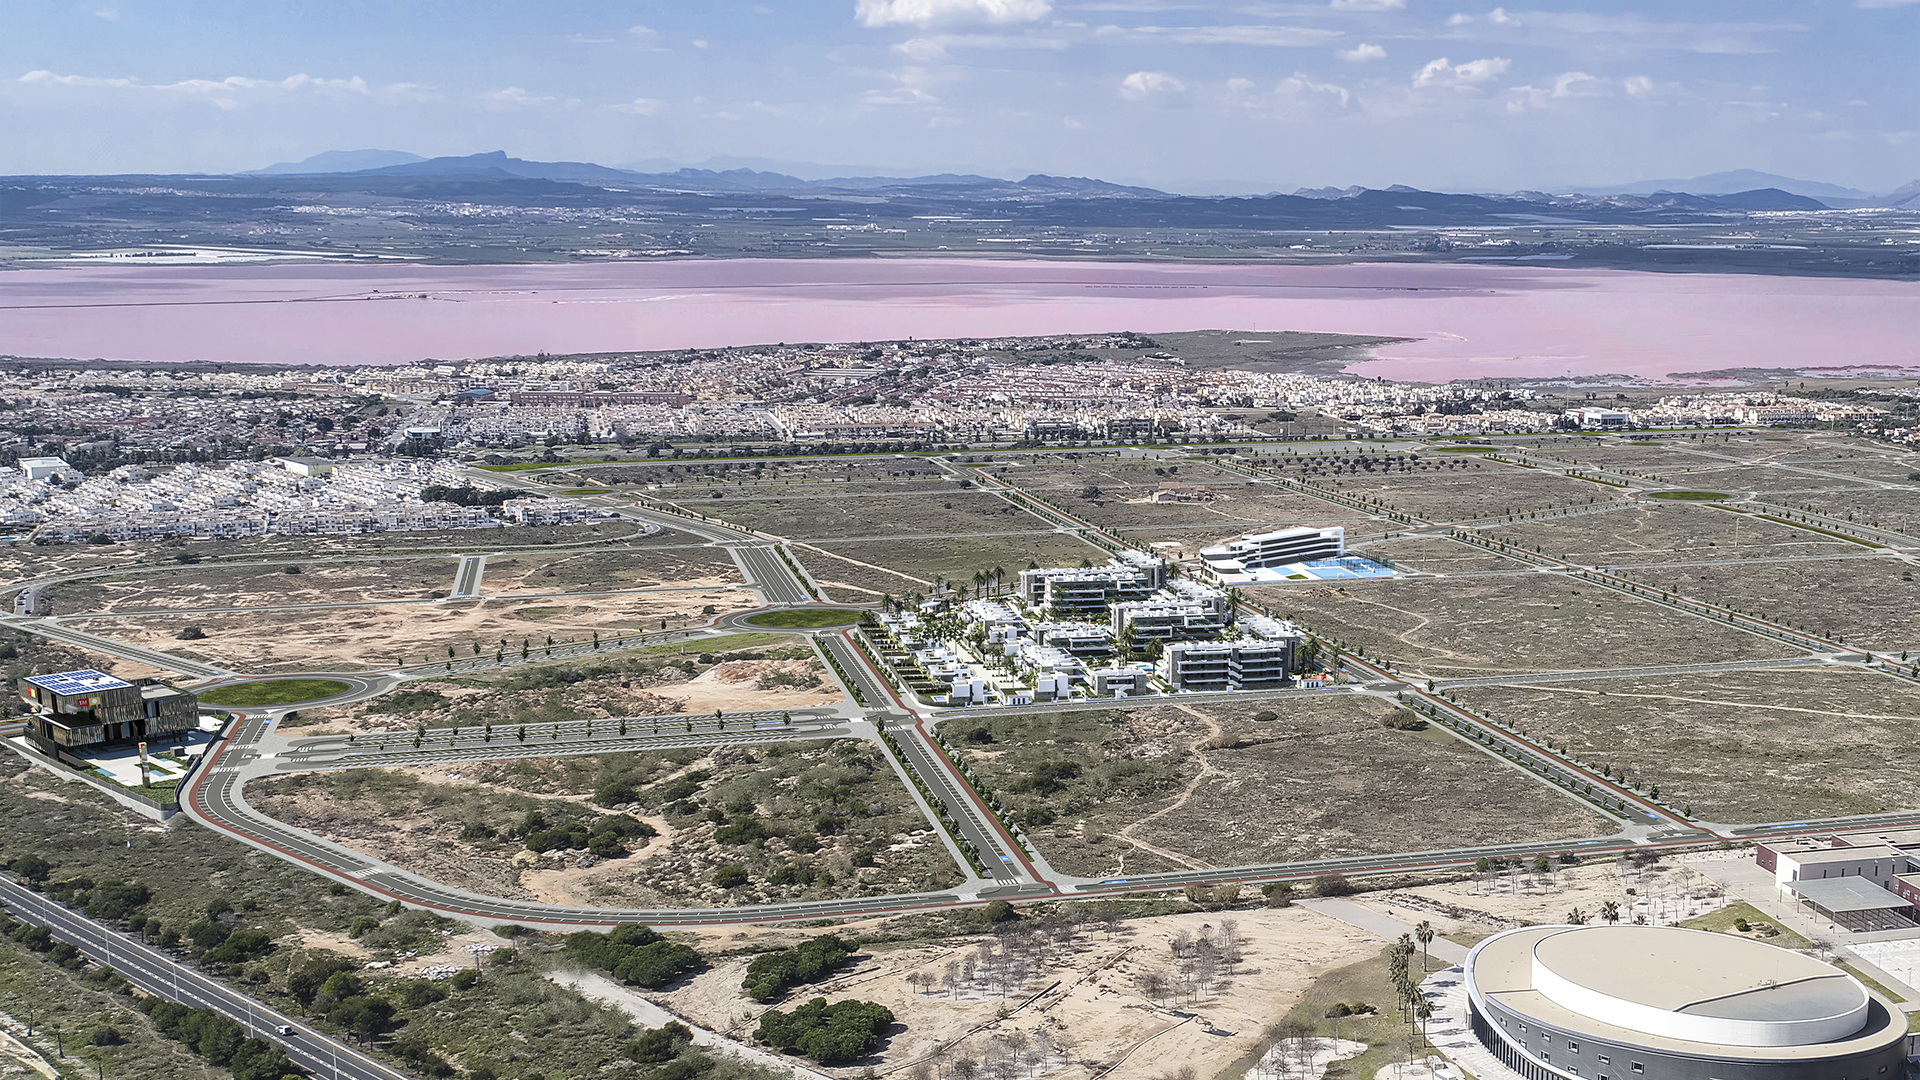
[{"left": 3, "top": 259, "right": 1917, "bottom": 382}]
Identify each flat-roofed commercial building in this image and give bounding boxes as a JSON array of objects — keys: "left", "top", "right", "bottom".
[
  {"left": 1463, "top": 925, "right": 1907, "bottom": 1080},
  {"left": 18, "top": 669, "right": 199, "bottom": 755}
]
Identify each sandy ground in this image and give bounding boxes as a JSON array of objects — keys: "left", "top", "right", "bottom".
[
  {"left": 0, "top": 1016, "right": 57, "bottom": 1080},
  {"left": 68, "top": 582, "right": 758, "bottom": 673},
  {"left": 645, "top": 904, "right": 1381, "bottom": 1080},
  {"left": 1346, "top": 858, "right": 1729, "bottom": 941}
]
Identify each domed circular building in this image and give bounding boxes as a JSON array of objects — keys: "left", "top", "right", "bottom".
[{"left": 1464, "top": 925, "right": 1907, "bottom": 1080}]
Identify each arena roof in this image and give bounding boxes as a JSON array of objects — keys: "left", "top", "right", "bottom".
[{"left": 1466, "top": 925, "right": 1903, "bottom": 1058}]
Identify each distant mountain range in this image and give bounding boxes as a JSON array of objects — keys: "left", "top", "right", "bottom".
[{"left": 238, "top": 150, "right": 1919, "bottom": 211}]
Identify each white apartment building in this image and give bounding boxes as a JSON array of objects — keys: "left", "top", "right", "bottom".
[{"left": 1200, "top": 526, "right": 1344, "bottom": 575}]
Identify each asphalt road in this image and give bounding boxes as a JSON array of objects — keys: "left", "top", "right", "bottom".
[
  {"left": 1, "top": 616, "right": 227, "bottom": 677},
  {"left": 733, "top": 544, "right": 814, "bottom": 604},
  {"left": 0, "top": 875, "right": 407, "bottom": 1080},
  {"left": 449, "top": 555, "right": 485, "bottom": 598}
]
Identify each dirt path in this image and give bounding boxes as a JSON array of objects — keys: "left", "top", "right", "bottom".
[
  {"left": 1114, "top": 705, "right": 1224, "bottom": 872},
  {"left": 790, "top": 542, "right": 932, "bottom": 587}
]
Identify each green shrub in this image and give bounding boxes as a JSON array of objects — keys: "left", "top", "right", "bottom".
[
  {"left": 741, "top": 935, "right": 858, "bottom": 1003},
  {"left": 564, "top": 925, "right": 705, "bottom": 988},
  {"left": 753, "top": 997, "right": 895, "bottom": 1065}
]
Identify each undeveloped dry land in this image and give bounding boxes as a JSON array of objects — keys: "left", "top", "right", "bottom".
[
  {"left": 47, "top": 558, "right": 457, "bottom": 615},
  {"left": 799, "top": 533, "right": 1104, "bottom": 601},
  {"left": 1327, "top": 465, "right": 1625, "bottom": 520},
  {"left": 1249, "top": 575, "right": 1801, "bottom": 679},
  {"left": 1777, "top": 487, "right": 1920, "bottom": 540},
  {"left": 69, "top": 583, "right": 759, "bottom": 673},
  {"left": 1495, "top": 503, "right": 1864, "bottom": 563},
  {"left": 646, "top": 901, "right": 1383, "bottom": 1080},
  {"left": 1453, "top": 668, "right": 1920, "bottom": 822},
  {"left": 1357, "top": 536, "right": 1532, "bottom": 574},
  {"left": 283, "top": 635, "right": 841, "bottom": 733},
  {"left": 945, "top": 698, "right": 1611, "bottom": 878},
  {"left": 691, "top": 489, "right": 1025, "bottom": 541},
  {"left": 251, "top": 736, "right": 963, "bottom": 907},
  {"left": 480, "top": 546, "right": 742, "bottom": 594},
  {"left": 1049, "top": 484, "right": 1361, "bottom": 531},
  {"left": 1637, "top": 558, "right": 1920, "bottom": 652}
]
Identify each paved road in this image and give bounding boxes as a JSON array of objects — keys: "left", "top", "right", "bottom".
[
  {"left": 1, "top": 615, "right": 227, "bottom": 677},
  {"left": 449, "top": 555, "right": 486, "bottom": 598},
  {"left": 733, "top": 544, "right": 814, "bottom": 604},
  {"left": 0, "top": 875, "right": 407, "bottom": 1080}
]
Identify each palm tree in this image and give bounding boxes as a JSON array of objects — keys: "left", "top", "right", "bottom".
[
  {"left": 1414, "top": 920, "right": 1435, "bottom": 973},
  {"left": 1601, "top": 900, "right": 1621, "bottom": 926},
  {"left": 992, "top": 565, "right": 1006, "bottom": 595}
]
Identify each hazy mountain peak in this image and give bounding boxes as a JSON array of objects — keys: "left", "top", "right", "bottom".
[{"left": 246, "top": 149, "right": 426, "bottom": 175}]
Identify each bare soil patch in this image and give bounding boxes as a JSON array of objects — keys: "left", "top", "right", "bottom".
[
  {"left": 1496, "top": 503, "right": 1861, "bottom": 563},
  {"left": 68, "top": 585, "right": 759, "bottom": 673},
  {"left": 651, "top": 903, "right": 1381, "bottom": 1080},
  {"left": 47, "top": 559, "right": 455, "bottom": 615},
  {"left": 1453, "top": 668, "right": 1920, "bottom": 822},
  {"left": 1248, "top": 575, "right": 1799, "bottom": 679},
  {"left": 800, "top": 534, "right": 1104, "bottom": 600},
  {"left": 696, "top": 491, "right": 1024, "bottom": 541},
  {"left": 482, "top": 547, "right": 742, "bottom": 594}
]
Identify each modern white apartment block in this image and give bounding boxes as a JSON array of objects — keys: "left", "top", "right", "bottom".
[
  {"left": 1018, "top": 551, "right": 1169, "bottom": 614},
  {"left": 1199, "top": 526, "right": 1344, "bottom": 575}
]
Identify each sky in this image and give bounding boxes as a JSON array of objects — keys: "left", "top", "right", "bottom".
[{"left": 4, "top": 0, "right": 1918, "bottom": 193}]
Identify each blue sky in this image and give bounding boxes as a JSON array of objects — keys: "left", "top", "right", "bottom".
[{"left": 4, "top": 0, "right": 1917, "bottom": 192}]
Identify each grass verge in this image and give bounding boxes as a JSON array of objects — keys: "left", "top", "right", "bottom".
[
  {"left": 197, "top": 678, "right": 350, "bottom": 707},
  {"left": 1678, "top": 902, "right": 1811, "bottom": 949},
  {"left": 743, "top": 608, "right": 863, "bottom": 628},
  {"left": 1835, "top": 962, "right": 1908, "bottom": 1005}
]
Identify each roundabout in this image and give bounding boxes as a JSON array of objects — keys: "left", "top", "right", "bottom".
[{"left": 193, "top": 674, "right": 382, "bottom": 712}]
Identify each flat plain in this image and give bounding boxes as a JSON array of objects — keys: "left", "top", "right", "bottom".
[
  {"left": 947, "top": 697, "right": 1612, "bottom": 878},
  {"left": 1453, "top": 668, "right": 1920, "bottom": 822},
  {"left": 1494, "top": 503, "right": 1863, "bottom": 563},
  {"left": 1249, "top": 574, "right": 1799, "bottom": 678}
]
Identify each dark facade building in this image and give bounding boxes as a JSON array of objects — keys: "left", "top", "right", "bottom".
[
  {"left": 1464, "top": 926, "right": 1906, "bottom": 1080},
  {"left": 18, "top": 669, "right": 199, "bottom": 757}
]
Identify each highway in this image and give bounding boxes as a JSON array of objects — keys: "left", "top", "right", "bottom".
[
  {"left": 732, "top": 543, "right": 815, "bottom": 604},
  {"left": 0, "top": 875, "right": 407, "bottom": 1080}
]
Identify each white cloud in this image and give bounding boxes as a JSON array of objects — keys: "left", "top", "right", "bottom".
[
  {"left": 610, "top": 98, "right": 665, "bottom": 115},
  {"left": 1447, "top": 8, "right": 1516, "bottom": 26},
  {"left": 1551, "top": 70, "right": 1604, "bottom": 97},
  {"left": 1623, "top": 74, "right": 1654, "bottom": 97},
  {"left": 1330, "top": 0, "right": 1404, "bottom": 9},
  {"left": 626, "top": 24, "right": 668, "bottom": 50},
  {"left": 1102, "top": 24, "right": 1343, "bottom": 46},
  {"left": 855, "top": 0, "right": 1052, "bottom": 27},
  {"left": 1119, "top": 69, "right": 1188, "bottom": 102},
  {"left": 18, "top": 70, "right": 374, "bottom": 110},
  {"left": 692, "top": 39, "right": 710, "bottom": 48},
  {"left": 1857, "top": 0, "right": 1920, "bottom": 7},
  {"left": 94, "top": 8, "right": 120, "bottom": 21},
  {"left": 895, "top": 33, "right": 1071, "bottom": 59},
  {"left": 1412, "top": 56, "right": 1510, "bottom": 88},
  {"left": 1063, "top": 115, "right": 1084, "bottom": 128},
  {"left": 482, "top": 86, "right": 565, "bottom": 108},
  {"left": 1277, "top": 71, "right": 1353, "bottom": 106},
  {"left": 1337, "top": 42, "right": 1387, "bottom": 61}
]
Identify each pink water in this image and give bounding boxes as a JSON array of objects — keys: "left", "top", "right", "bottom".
[{"left": 3, "top": 259, "right": 1918, "bottom": 382}]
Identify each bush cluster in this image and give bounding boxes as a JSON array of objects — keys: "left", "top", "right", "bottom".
[
  {"left": 564, "top": 925, "right": 705, "bottom": 988},
  {"left": 139, "top": 998, "right": 300, "bottom": 1080},
  {"left": 753, "top": 997, "right": 894, "bottom": 1065},
  {"left": 741, "top": 934, "right": 857, "bottom": 1003}
]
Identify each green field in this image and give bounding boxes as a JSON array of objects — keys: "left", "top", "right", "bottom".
[
  {"left": 743, "top": 608, "right": 863, "bottom": 628},
  {"left": 197, "top": 678, "right": 351, "bottom": 707}
]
